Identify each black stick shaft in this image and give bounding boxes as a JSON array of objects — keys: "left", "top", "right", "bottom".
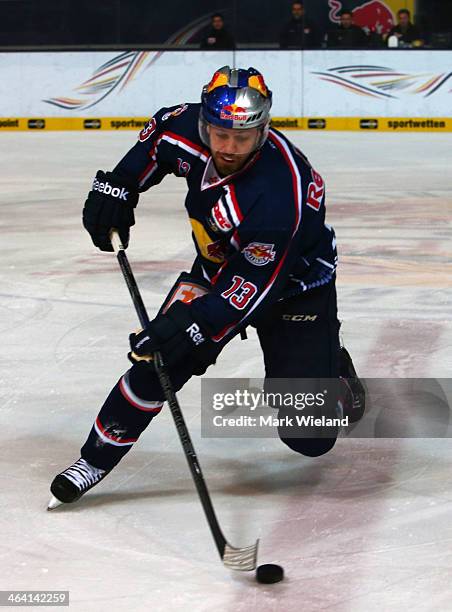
[
  {"left": 116, "top": 249, "right": 150, "bottom": 329},
  {"left": 111, "top": 234, "right": 227, "bottom": 558}
]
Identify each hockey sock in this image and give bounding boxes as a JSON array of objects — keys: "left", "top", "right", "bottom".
[{"left": 81, "top": 364, "right": 164, "bottom": 471}]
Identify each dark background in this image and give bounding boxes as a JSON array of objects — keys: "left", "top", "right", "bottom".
[{"left": 0, "top": 0, "right": 450, "bottom": 47}]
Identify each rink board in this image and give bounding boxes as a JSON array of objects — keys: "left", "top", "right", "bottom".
[
  {"left": 0, "top": 49, "right": 451, "bottom": 131},
  {"left": 0, "top": 116, "right": 451, "bottom": 132}
]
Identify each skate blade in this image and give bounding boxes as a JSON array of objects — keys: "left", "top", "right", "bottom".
[{"left": 47, "top": 495, "right": 63, "bottom": 511}]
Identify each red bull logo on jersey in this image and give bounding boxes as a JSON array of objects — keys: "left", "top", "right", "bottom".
[
  {"left": 190, "top": 218, "right": 226, "bottom": 263},
  {"left": 220, "top": 104, "right": 248, "bottom": 122},
  {"left": 206, "top": 240, "right": 227, "bottom": 260},
  {"left": 243, "top": 242, "right": 276, "bottom": 266}
]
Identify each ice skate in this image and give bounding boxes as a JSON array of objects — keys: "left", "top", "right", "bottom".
[
  {"left": 339, "top": 346, "right": 366, "bottom": 423},
  {"left": 48, "top": 458, "right": 109, "bottom": 510}
]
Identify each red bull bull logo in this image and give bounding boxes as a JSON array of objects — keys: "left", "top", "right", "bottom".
[
  {"left": 207, "top": 70, "right": 229, "bottom": 93},
  {"left": 328, "top": 0, "right": 395, "bottom": 34},
  {"left": 220, "top": 104, "right": 248, "bottom": 122},
  {"left": 206, "top": 240, "right": 227, "bottom": 260},
  {"left": 248, "top": 74, "right": 269, "bottom": 97},
  {"left": 243, "top": 242, "right": 276, "bottom": 267},
  {"left": 353, "top": 0, "right": 394, "bottom": 33}
]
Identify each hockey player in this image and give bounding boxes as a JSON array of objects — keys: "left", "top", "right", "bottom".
[{"left": 49, "top": 66, "right": 364, "bottom": 508}]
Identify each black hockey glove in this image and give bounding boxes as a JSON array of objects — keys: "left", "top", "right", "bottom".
[
  {"left": 129, "top": 301, "right": 217, "bottom": 373},
  {"left": 82, "top": 170, "right": 139, "bottom": 251}
]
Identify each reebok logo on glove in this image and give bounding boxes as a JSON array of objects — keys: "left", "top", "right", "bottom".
[
  {"left": 186, "top": 323, "right": 205, "bottom": 346},
  {"left": 135, "top": 334, "right": 151, "bottom": 350},
  {"left": 92, "top": 178, "right": 129, "bottom": 201}
]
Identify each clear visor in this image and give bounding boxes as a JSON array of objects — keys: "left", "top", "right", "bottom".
[{"left": 199, "top": 113, "right": 269, "bottom": 157}]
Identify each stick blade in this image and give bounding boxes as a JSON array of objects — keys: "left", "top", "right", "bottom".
[{"left": 222, "top": 540, "right": 259, "bottom": 571}]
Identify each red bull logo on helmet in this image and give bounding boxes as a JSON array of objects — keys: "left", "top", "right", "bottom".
[
  {"left": 207, "top": 70, "right": 229, "bottom": 93},
  {"left": 248, "top": 74, "right": 269, "bottom": 97},
  {"left": 220, "top": 104, "right": 248, "bottom": 122},
  {"left": 243, "top": 242, "right": 276, "bottom": 266}
]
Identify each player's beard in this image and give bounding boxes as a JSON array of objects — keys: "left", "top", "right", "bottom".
[{"left": 211, "top": 151, "right": 252, "bottom": 177}]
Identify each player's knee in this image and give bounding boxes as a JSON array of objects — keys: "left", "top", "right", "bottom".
[
  {"left": 279, "top": 435, "right": 337, "bottom": 457},
  {"left": 276, "top": 396, "right": 340, "bottom": 458}
]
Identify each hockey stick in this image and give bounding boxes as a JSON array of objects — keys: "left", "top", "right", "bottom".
[{"left": 110, "top": 231, "right": 259, "bottom": 571}]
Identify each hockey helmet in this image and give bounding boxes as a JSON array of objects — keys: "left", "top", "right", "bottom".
[{"left": 199, "top": 66, "right": 272, "bottom": 150}]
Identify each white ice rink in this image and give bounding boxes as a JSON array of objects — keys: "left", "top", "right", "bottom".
[{"left": 1, "top": 130, "right": 451, "bottom": 611}]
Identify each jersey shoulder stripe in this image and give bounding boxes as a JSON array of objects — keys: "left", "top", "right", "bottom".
[
  {"left": 268, "top": 130, "right": 302, "bottom": 231},
  {"left": 163, "top": 131, "right": 209, "bottom": 161}
]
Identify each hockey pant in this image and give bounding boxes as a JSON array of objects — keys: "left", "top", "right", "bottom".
[{"left": 81, "top": 276, "right": 341, "bottom": 470}]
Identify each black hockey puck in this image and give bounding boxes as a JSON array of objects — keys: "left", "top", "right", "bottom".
[{"left": 256, "top": 564, "right": 284, "bottom": 584}]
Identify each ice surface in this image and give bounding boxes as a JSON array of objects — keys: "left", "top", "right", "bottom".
[{"left": 0, "top": 131, "right": 451, "bottom": 611}]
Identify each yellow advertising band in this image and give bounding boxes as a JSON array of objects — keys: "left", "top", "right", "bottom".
[{"left": 0, "top": 117, "right": 450, "bottom": 132}]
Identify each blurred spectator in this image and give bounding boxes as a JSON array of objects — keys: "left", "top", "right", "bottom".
[
  {"left": 279, "top": 1, "right": 319, "bottom": 49},
  {"left": 385, "top": 9, "right": 424, "bottom": 47},
  {"left": 200, "top": 13, "right": 235, "bottom": 50},
  {"left": 326, "top": 11, "right": 368, "bottom": 48},
  {"left": 367, "top": 26, "right": 386, "bottom": 48}
]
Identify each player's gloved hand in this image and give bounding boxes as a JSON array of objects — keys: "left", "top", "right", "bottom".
[
  {"left": 82, "top": 170, "right": 139, "bottom": 251},
  {"left": 129, "top": 301, "right": 217, "bottom": 371}
]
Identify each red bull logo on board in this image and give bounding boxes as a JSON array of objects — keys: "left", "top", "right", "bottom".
[{"left": 328, "top": 0, "right": 395, "bottom": 34}]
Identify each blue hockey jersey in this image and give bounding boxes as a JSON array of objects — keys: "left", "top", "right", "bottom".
[{"left": 114, "top": 103, "right": 337, "bottom": 342}]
